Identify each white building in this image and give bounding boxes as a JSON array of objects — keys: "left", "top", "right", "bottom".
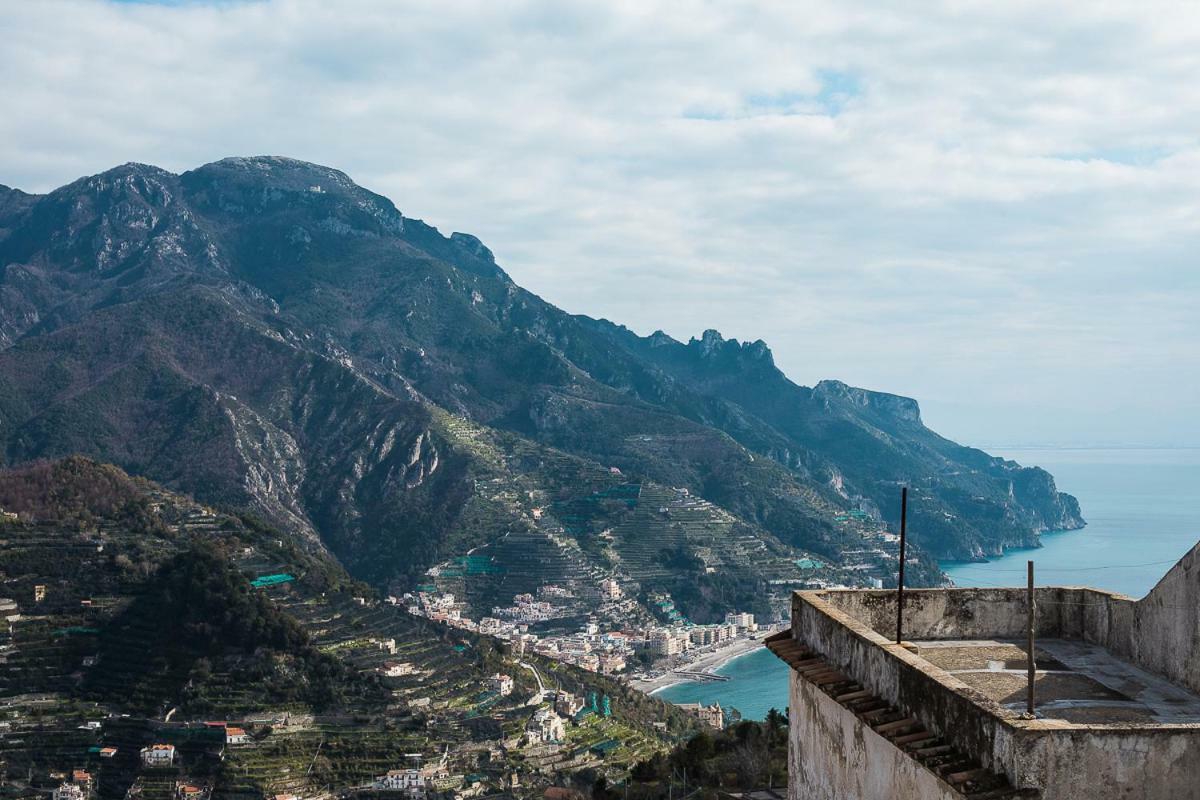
[
  {"left": 379, "top": 660, "right": 416, "bottom": 677},
  {"left": 525, "top": 707, "right": 566, "bottom": 744},
  {"left": 375, "top": 769, "right": 425, "bottom": 795},
  {"left": 648, "top": 628, "right": 683, "bottom": 657},
  {"left": 724, "top": 611, "right": 757, "bottom": 632},
  {"left": 141, "top": 743, "right": 176, "bottom": 766},
  {"left": 679, "top": 702, "right": 725, "bottom": 729},
  {"left": 555, "top": 691, "right": 585, "bottom": 717},
  {"left": 487, "top": 673, "right": 514, "bottom": 696},
  {"left": 225, "top": 726, "right": 249, "bottom": 745},
  {"left": 599, "top": 578, "right": 622, "bottom": 600},
  {"left": 598, "top": 652, "right": 626, "bottom": 674},
  {"left": 52, "top": 784, "right": 85, "bottom": 800}
]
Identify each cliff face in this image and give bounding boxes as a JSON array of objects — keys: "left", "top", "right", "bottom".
[{"left": 0, "top": 156, "right": 1081, "bottom": 590}]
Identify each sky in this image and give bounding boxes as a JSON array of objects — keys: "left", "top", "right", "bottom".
[{"left": 2, "top": 0, "right": 1198, "bottom": 448}]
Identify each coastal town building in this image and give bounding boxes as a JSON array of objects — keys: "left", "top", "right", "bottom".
[
  {"left": 487, "top": 673, "right": 514, "bottom": 697},
  {"left": 525, "top": 706, "right": 566, "bottom": 744},
  {"left": 597, "top": 652, "right": 626, "bottom": 674},
  {"left": 375, "top": 768, "right": 425, "bottom": 794},
  {"left": 379, "top": 660, "right": 416, "bottom": 677},
  {"left": 600, "top": 578, "right": 622, "bottom": 600},
  {"left": 52, "top": 784, "right": 84, "bottom": 800},
  {"left": 140, "top": 743, "right": 176, "bottom": 767},
  {"left": 72, "top": 770, "right": 92, "bottom": 793},
  {"left": 0, "top": 597, "right": 18, "bottom": 623},
  {"left": 225, "top": 726, "right": 249, "bottom": 745},
  {"left": 554, "top": 690, "right": 585, "bottom": 717},
  {"left": 374, "top": 752, "right": 452, "bottom": 796},
  {"left": 769, "top": 540, "right": 1200, "bottom": 799},
  {"left": 679, "top": 701, "right": 725, "bottom": 729},
  {"left": 725, "top": 611, "right": 757, "bottom": 632}
]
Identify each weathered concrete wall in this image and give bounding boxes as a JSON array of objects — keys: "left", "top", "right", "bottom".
[
  {"left": 792, "top": 592, "right": 1020, "bottom": 782},
  {"left": 787, "top": 668, "right": 962, "bottom": 800},
  {"left": 1019, "top": 728, "right": 1200, "bottom": 800},
  {"left": 820, "top": 587, "right": 1085, "bottom": 642},
  {"left": 824, "top": 575, "right": 1200, "bottom": 699},
  {"left": 1077, "top": 544, "right": 1200, "bottom": 698},
  {"left": 790, "top": 590, "right": 1200, "bottom": 799}
]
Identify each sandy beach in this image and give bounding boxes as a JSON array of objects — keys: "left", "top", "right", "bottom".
[{"left": 629, "top": 626, "right": 782, "bottom": 694}]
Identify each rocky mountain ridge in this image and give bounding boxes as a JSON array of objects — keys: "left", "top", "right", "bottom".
[{"left": 0, "top": 157, "right": 1082, "bottom": 606}]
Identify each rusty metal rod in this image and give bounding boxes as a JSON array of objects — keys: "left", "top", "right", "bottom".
[
  {"left": 896, "top": 487, "right": 908, "bottom": 645},
  {"left": 1027, "top": 559, "right": 1036, "bottom": 716}
]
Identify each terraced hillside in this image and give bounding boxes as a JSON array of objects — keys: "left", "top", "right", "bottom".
[{"left": 0, "top": 459, "right": 693, "bottom": 798}]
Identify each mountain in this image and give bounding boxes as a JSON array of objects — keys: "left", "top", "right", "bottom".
[{"left": 0, "top": 157, "right": 1082, "bottom": 615}]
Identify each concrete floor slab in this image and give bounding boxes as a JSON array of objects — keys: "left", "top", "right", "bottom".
[{"left": 911, "top": 637, "right": 1200, "bottom": 723}]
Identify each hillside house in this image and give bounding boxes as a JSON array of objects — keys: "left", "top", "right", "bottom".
[
  {"left": 175, "top": 784, "right": 204, "bottom": 800},
  {"left": 487, "top": 673, "right": 514, "bottom": 696},
  {"left": 52, "top": 784, "right": 84, "bottom": 800},
  {"left": 770, "top": 539, "right": 1200, "bottom": 799},
  {"left": 679, "top": 702, "right": 725, "bottom": 729},
  {"left": 0, "top": 598, "right": 18, "bottom": 623},
  {"left": 598, "top": 652, "right": 627, "bottom": 674},
  {"left": 373, "top": 637, "right": 398, "bottom": 654},
  {"left": 525, "top": 707, "right": 566, "bottom": 745},
  {"left": 379, "top": 660, "right": 416, "bottom": 677},
  {"left": 375, "top": 769, "right": 425, "bottom": 794},
  {"left": 140, "top": 743, "right": 176, "bottom": 767},
  {"left": 225, "top": 726, "right": 249, "bottom": 745},
  {"left": 554, "top": 691, "right": 585, "bottom": 717}
]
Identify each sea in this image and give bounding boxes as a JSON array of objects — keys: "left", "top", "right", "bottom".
[{"left": 656, "top": 447, "right": 1200, "bottom": 720}]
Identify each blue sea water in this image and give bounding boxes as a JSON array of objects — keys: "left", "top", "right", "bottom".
[
  {"left": 655, "top": 646, "right": 790, "bottom": 721},
  {"left": 655, "top": 448, "right": 1200, "bottom": 719},
  {"left": 943, "top": 448, "right": 1200, "bottom": 598}
]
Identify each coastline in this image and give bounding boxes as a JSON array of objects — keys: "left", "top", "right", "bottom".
[{"left": 630, "top": 627, "right": 780, "bottom": 695}]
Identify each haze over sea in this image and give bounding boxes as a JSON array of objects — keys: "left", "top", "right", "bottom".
[{"left": 657, "top": 447, "right": 1200, "bottom": 720}]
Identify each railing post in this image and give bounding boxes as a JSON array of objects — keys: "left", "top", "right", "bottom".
[
  {"left": 896, "top": 487, "right": 908, "bottom": 645},
  {"left": 1027, "top": 560, "right": 1036, "bottom": 715}
]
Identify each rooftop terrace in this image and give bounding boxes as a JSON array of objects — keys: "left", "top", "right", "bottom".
[
  {"left": 910, "top": 637, "right": 1200, "bottom": 724},
  {"left": 772, "top": 542, "right": 1200, "bottom": 799}
]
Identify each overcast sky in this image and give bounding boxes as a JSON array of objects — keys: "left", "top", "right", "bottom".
[{"left": 3, "top": 0, "right": 1198, "bottom": 448}]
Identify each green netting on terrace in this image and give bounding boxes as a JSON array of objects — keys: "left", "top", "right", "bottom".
[
  {"left": 454, "top": 555, "right": 503, "bottom": 576},
  {"left": 53, "top": 626, "right": 100, "bottom": 636},
  {"left": 250, "top": 573, "right": 295, "bottom": 588},
  {"left": 795, "top": 558, "right": 824, "bottom": 570}
]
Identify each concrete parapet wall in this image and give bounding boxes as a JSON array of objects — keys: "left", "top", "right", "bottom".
[
  {"left": 790, "top": 589, "right": 1200, "bottom": 798},
  {"left": 788, "top": 669, "right": 963, "bottom": 800},
  {"left": 820, "top": 574, "right": 1200, "bottom": 700},
  {"left": 791, "top": 592, "right": 1020, "bottom": 782},
  {"left": 1078, "top": 544, "right": 1200, "bottom": 698}
]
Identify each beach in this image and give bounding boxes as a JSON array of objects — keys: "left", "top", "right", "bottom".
[{"left": 629, "top": 626, "right": 781, "bottom": 694}]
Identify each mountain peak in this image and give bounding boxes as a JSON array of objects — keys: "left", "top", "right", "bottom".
[
  {"left": 685, "top": 329, "right": 774, "bottom": 366},
  {"left": 449, "top": 232, "right": 495, "bottom": 263}
]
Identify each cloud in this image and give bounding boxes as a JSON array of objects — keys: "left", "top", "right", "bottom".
[{"left": 1, "top": 0, "right": 1198, "bottom": 446}]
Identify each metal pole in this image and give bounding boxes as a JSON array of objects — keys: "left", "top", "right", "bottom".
[
  {"left": 896, "top": 487, "right": 908, "bottom": 645},
  {"left": 1027, "top": 560, "right": 1036, "bottom": 715}
]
